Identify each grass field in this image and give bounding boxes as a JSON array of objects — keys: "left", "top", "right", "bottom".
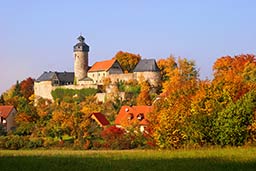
[{"left": 0, "top": 147, "right": 256, "bottom": 171}]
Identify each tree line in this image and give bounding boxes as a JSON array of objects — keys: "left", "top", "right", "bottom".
[{"left": 0, "top": 52, "right": 256, "bottom": 149}]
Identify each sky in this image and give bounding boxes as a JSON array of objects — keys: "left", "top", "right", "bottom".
[{"left": 0, "top": 0, "right": 256, "bottom": 94}]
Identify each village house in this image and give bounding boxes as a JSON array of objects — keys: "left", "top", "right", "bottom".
[
  {"left": 90, "top": 112, "right": 110, "bottom": 127},
  {"left": 115, "top": 105, "right": 152, "bottom": 132},
  {"left": 0, "top": 105, "right": 17, "bottom": 132}
]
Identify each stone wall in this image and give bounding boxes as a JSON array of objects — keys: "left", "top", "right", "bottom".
[
  {"left": 108, "top": 73, "right": 134, "bottom": 83},
  {"left": 134, "top": 71, "right": 160, "bottom": 87},
  {"left": 34, "top": 81, "right": 54, "bottom": 100},
  {"left": 34, "top": 81, "right": 98, "bottom": 101}
]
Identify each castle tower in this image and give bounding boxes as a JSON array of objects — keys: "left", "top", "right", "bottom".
[{"left": 73, "top": 35, "right": 89, "bottom": 83}]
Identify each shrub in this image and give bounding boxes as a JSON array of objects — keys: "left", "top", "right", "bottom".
[
  {"left": 4, "top": 135, "right": 27, "bottom": 150},
  {"left": 51, "top": 88, "right": 98, "bottom": 102},
  {"left": 101, "top": 126, "right": 131, "bottom": 149}
]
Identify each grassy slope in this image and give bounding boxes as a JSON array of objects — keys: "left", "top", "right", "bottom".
[{"left": 0, "top": 147, "right": 256, "bottom": 171}]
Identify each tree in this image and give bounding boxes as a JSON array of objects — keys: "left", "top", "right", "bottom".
[
  {"left": 0, "top": 95, "right": 5, "bottom": 105},
  {"left": 213, "top": 91, "right": 256, "bottom": 146},
  {"left": 113, "top": 51, "right": 141, "bottom": 73},
  {"left": 137, "top": 80, "right": 152, "bottom": 105},
  {"left": 20, "top": 77, "right": 34, "bottom": 99},
  {"left": 151, "top": 58, "right": 199, "bottom": 149},
  {"left": 212, "top": 54, "right": 256, "bottom": 101},
  {"left": 157, "top": 56, "right": 177, "bottom": 82}
]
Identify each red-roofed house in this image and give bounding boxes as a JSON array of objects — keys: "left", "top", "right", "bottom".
[
  {"left": 88, "top": 59, "right": 123, "bottom": 84},
  {"left": 91, "top": 112, "right": 110, "bottom": 127},
  {"left": 0, "top": 106, "right": 17, "bottom": 132},
  {"left": 115, "top": 106, "right": 152, "bottom": 132}
]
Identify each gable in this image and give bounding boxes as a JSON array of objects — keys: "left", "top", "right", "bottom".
[
  {"left": 0, "top": 106, "right": 16, "bottom": 118},
  {"left": 108, "top": 61, "right": 123, "bottom": 74}
]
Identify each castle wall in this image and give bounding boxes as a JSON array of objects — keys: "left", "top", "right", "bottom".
[
  {"left": 134, "top": 72, "right": 160, "bottom": 87},
  {"left": 108, "top": 73, "right": 134, "bottom": 83},
  {"left": 34, "top": 81, "right": 98, "bottom": 102},
  {"left": 56, "top": 84, "right": 98, "bottom": 90},
  {"left": 34, "top": 81, "right": 54, "bottom": 100}
]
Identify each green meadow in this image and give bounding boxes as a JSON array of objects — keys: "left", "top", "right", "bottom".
[{"left": 0, "top": 147, "right": 256, "bottom": 171}]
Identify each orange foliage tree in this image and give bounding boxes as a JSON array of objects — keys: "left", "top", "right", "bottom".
[
  {"left": 113, "top": 51, "right": 141, "bottom": 73},
  {"left": 151, "top": 58, "right": 199, "bottom": 148}
]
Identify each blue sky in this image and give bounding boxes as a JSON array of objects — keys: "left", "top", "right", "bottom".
[{"left": 0, "top": 0, "right": 256, "bottom": 94}]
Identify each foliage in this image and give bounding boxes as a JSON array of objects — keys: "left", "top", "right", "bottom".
[
  {"left": 20, "top": 77, "right": 34, "bottom": 99},
  {"left": 2, "top": 54, "right": 256, "bottom": 150},
  {"left": 0, "top": 124, "right": 6, "bottom": 136},
  {"left": 137, "top": 81, "right": 152, "bottom": 106},
  {"left": 100, "top": 126, "right": 131, "bottom": 149},
  {"left": 151, "top": 58, "right": 199, "bottom": 149},
  {"left": 157, "top": 56, "right": 177, "bottom": 82},
  {"left": 113, "top": 51, "right": 141, "bottom": 73},
  {"left": 212, "top": 91, "right": 256, "bottom": 146},
  {"left": 51, "top": 88, "right": 98, "bottom": 102}
]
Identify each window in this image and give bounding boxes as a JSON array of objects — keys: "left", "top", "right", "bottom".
[
  {"left": 98, "top": 73, "right": 100, "bottom": 76},
  {"left": 128, "top": 113, "right": 134, "bottom": 120},
  {"left": 137, "top": 113, "right": 144, "bottom": 121}
]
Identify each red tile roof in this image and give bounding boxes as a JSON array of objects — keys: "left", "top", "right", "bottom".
[
  {"left": 88, "top": 59, "right": 116, "bottom": 72},
  {"left": 0, "top": 106, "right": 15, "bottom": 118},
  {"left": 115, "top": 106, "right": 152, "bottom": 126},
  {"left": 91, "top": 112, "right": 110, "bottom": 126}
]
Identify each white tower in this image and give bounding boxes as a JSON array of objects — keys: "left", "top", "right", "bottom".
[{"left": 73, "top": 35, "right": 89, "bottom": 83}]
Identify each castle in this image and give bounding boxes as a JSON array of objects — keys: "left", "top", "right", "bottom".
[{"left": 34, "top": 36, "right": 160, "bottom": 101}]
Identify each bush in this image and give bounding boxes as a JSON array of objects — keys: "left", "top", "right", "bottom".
[
  {"left": 4, "top": 135, "right": 27, "bottom": 150},
  {"left": 101, "top": 126, "right": 131, "bottom": 149},
  {"left": 25, "top": 137, "right": 44, "bottom": 149},
  {"left": 0, "top": 136, "right": 8, "bottom": 149},
  {"left": 51, "top": 88, "right": 98, "bottom": 102}
]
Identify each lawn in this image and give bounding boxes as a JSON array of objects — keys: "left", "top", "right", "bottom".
[{"left": 0, "top": 147, "right": 256, "bottom": 171}]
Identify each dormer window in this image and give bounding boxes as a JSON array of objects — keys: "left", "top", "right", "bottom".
[
  {"left": 128, "top": 113, "right": 134, "bottom": 120},
  {"left": 137, "top": 113, "right": 144, "bottom": 121}
]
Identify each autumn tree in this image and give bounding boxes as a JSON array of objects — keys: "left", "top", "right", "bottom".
[
  {"left": 151, "top": 57, "right": 199, "bottom": 149},
  {"left": 113, "top": 51, "right": 141, "bottom": 73},
  {"left": 50, "top": 95, "right": 102, "bottom": 147},
  {"left": 157, "top": 56, "right": 177, "bottom": 82},
  {"left": 212, "top": 54, "right": 256, "bottom": 101},
  {"left": 137, "top": 80, "right": 152, "bottom": 106},
  {"left": 20, "top": 77, "right": 34, "bottom": 99},
  {"left": 187, "top": 54, "right": 256, "bottom": 146}
]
